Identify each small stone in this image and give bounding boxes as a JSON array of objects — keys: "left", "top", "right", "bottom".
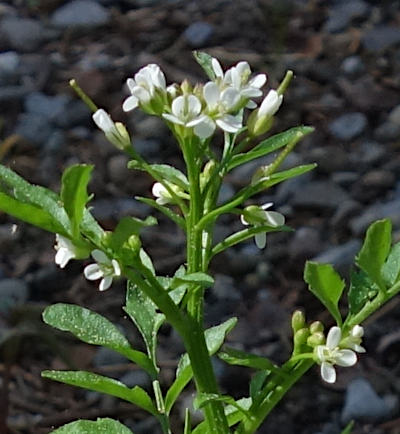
[
  {"left": 341, "top": 378, "right": 394, "bottom": 424},
  {"left": 0, "top": 278, "right": 29, "bottom": 316},
  {"left": 312, "top": 240, "right": 361, "bottom": 275},
  {"left": 340, "top": 56, "right": 365, "bottom": 77},
  {"left": 374, "top": 121, "right": 400, "bottom": 142},
  {"left": 360, "top": 170, "right": 395, "bottom": 189},
  {"left": 24, "top": 92, "right": 70, "bottom": 122},
  {"left": 56, "top": 100, "right": 91, "bottom": 128},
  {"left": 183, "top": 21, "right": 214, "bottom": 47},
  {"left": 329, "top": 113, "right": 367, "bottom": 141},
  {"left": 363, "top": 26, "right": 400, "bottom": 52},
  {"left": 388, "top": 105, "right": 400, "bottom": 125},
  {"left": 91, "top": 198, "right": 149, "bottom": 221},
  {"left": 119, "top": 371, "right": 151, "bottom": 390},
  {"left": 0, "top": 85, "right": 31, "bottom": 103},
  {"left": 0, "top": 51, "right": 19, "bottom": 74},
  {"left": 107, "top": 154, "right": 130, "bottom": 185},
  {"left": 134, "top": 138, "right": 161, "bottom": 158},
  {"left": 93, "top": 347, "right": 128, "bottom": 367},
  {"left": 0, "top": 17, "right": 45, "bottom": 51},
  {"left": 331, "top": 171, "right": 359, "bottom": 187},
  {"left": 212, "top": 274, "right": 241, "bottom": 301},
  {"left": 308, "top": 146, "right": 349, "bottom": 173},
  {"left": 15, "top": 113, "right": 54, "bottom": 146},
  {"left": 352, "top": 141, "right": 386, "bottom": 166},
  {"left": 331, "top": 200, "right": 362, "bottom": 228},
  {"left": 291, "top": 180, "right": 350, "bottom": 211},
  {"left": 288, "top": 227, "right": 321, "bottom": 260},
  {"left": 43, "top": 129, "right": 65, "bottom": 153},
  {"left": 51, "top": 0, "right": 110, "bottom": 28},
  {"left": 324, "top": 0, "right": 369, "bottom": 33}
]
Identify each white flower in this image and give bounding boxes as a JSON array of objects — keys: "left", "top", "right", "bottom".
[
  {"left": 84, "top": 249, "right": 121, "bottom": 291},
  {"left": 201, "top": 81, "right": 242, "bottom": 134},
  {"left": 258, "top": 90, "right": 283, "bottom": 118},
  {"left": 316, "top": 326, "right": 358, "bottom": 384},
  {"left": 92, "top": 109, "right": 118, "bottom": 135},
  {"left": 54, "top": 235, "right": 77, "bottom": 269},
  {"left": 211, "top": 58, "right": 267, "bottom": 99},
  {"left": 162, "top": 94, "right": 214, "bottom": 139},
  {"left": 152, "top": 182, "right": 172, "bottom": 205},
  {"left": 343, "top": 325, "right": 366, "bottom": 353},
  {"left": 123, "top": 64, "right": 166, "bottom": 112},
  {"left": 240, "top": 203, "right": 285, "bottom": 249}
]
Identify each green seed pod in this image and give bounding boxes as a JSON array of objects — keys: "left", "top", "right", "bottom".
[
  {"left": 307, "top": 332, "right": 325, "bottom": 347},
  {"left": 291, "top": 310, "right": 306, "bottom": 333},
  {"left": 309, "top": 321, "right": 324, "bottom": 334}
]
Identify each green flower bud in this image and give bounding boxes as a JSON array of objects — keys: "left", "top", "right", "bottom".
[
  {"left": 127, "top": 234, "right": 141, "bottom": 253},
  {"left": 180, "top": 79, "right": 192, "bottom": 95},
  {"left": 291, "top": 310, "right": 306, "bottom": 333},
  {"left": 310, "top": 321, "right": 324, "bottom": 334},
  {"left": 294, "top": 327, "right": 310, "bottom": 347},
  {"left": 307, "top": 332, "right": 325, "bottom": 347}
]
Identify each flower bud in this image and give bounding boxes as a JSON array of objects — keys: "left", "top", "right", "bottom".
[
  {"left": 291, "top": 310, "right": 306, "bottom": 333},
  {"left": 247, "top": 109, "right": 274, "bottom": 137},
  {"left": 294, "top": 327, "right": 310, "bottom": 347},
  {"left": 128, "top": 234, "right": 141, "bottom": 253},
  {"left": 180, "top": 79, "right": 192, "bottom": 95},
  {"left": 310, "top": 321, "right": 324, "bottom": 334},
  {"left": 307, "top": 332, "right": 325, "bottom": 347}
]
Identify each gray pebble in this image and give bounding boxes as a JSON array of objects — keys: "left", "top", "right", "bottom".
[
  {"left": 213, "top": 274, "right": 241, "bottom": 301},
  {"left": 388, "top": 105, "right": 400, "bottom": 125},
  {"left": 0, "top": 17, "right": 45, "bottom": 51},
  {"left": 341, "top": 377, "right": 394, "bottom": 424},
  {"left": 329, "top": 113, "right": 367, "bottom": 141},
  {"left": 374, "top": 121, "right": 400, "bottom": 142},
  {"left": 0, "top": 51, "right": 19, "bottom": 74},
  {"left": 93, "top": 347, "right": 128, "bottom": 367},
  {"left": 134, "top": 138, "right": 161, "bottom": 157},
  {"left": 119, "top": 370, "right": 151, "bottom": 389},
  {"left": 0, "top": 278, "right": 29, "bottom": 315},
  {"left": 324, "top": 0, "right": 369, "bottom": 33},
  {"left": 341, "top": 56, "right": 365, "bottom": 77},
  {"left": 363, "top": 26, "right": 400, "bottom": 52},
  {"left": 15, "top": 113, "right": 54, "bottom": 146},
  {"left": 51, "top": 0, "right": 110, "bottom": 28},
  {"left": 0, "top": 85, "right": 31, "bottom": 103},
  {"left": 107, "top": 154, "right": 130, "bottom": 185},
  {"left": 183, "top": 21, "right": 214, "bottom": 47},
  {"left": 24, "top": 92, "right": 70, "bottom": 122},
  {"left": 289, "top": 226, "right": 322, "bottom": 260}
]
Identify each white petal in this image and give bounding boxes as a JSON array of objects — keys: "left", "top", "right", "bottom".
[
  {"left": 99, "top": 276, "right": 113, "bottom": 291},
  {"left": 92, "top": 109, "right": 114, "bottom": 133},
  {"left": 171, "top": 96, "right": 185, "bottom": 118},
  {"left": 255, "top": 232, "right": 266, "bottom": 249},
  {"left": 351, "top": 325, "right": 364, "bottom": 338},
  {"left": 216, "top": 114, "right": 242, "bottom": 133},
  {"left": 230, "top": 67, "right": 241, "bottom": 89},
  {"left": 321, "top": 362, "right": 336, "bottom": 383},
  {"left": 236, "top": 61, "right": 251, "bottom": 78},
  {"left": 132, "top": 85, "right": 151, "bottom": 102},
  {"left": 241, "top": 87, "right": 263, "bottom": 98},
  {"left": 240, "top": 215, "right": 249, "bottom": 226},
  {"left": 149, "top": 64, "right": 166, "bottom": 89},
  {"left": 265, "top": 211, "right": 285, "bottom": 227},
  {"left": 187, "top": 94, "right": 202, "bottom": 117},
  {"left": 156, "top": 197, "right": 170, "bottom": 205},
  {"left": 249, "top": 74, "right": 267, "bottom": 89},
  {"left": 246, "top": 100, "right": 257, "bottom": 109},
  {"left": 326, "top": 326, "right": 341, "bottom": 349},
  {"left": 203, "top": 82, "right": 220, "bottom": 108},
  {"left": 152, "top": 182, "right": 165, "bottom": 198},
  {"left": 126, "top": 78, "right": 136, "bottom": 93},
  {"left": 122, "top": 95, "right": 139, "bottom": 112},
  {"left": 91, "top": 249, "right": 109, "bottom": 264},
  {"left": 220, "top": 87, "right": 240, "bottom": 110},
  {"left": 316, "top": 345, "right": 326, "bottom": 362},
  {"left": 193, "top": 116, "right": 215, "bottom": 139},
  {"left": 212, "top": 58, "right": 224, "bottom": 78},
  {"left": 335, "top": 349, "right": 357, "bottom": 367},
  {"left": 112, "top": 259, "right": 121, "bottom": 276},
  {"left": 84, "top": 264, "right": 103, "bottom": 281},
  {"left": 162, "top": 113, "right": 184, "bottom": 125},
  {"left": 55, "top": 248, "right": 73, "bottom": 269},
  {"left": 353, "top": 344, "right": 366, "bottom": 353},
  {"left": 261, "top": 202, "right": 273, "bottom": 210}
]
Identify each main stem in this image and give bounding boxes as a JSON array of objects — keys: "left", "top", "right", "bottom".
[{"left": 183, "top": 137, "right": 230, "bottom": 433}]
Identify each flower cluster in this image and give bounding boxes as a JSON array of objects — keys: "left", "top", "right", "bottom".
[
  {"left": 91, "top": 58, "right": 283, "bottom": 142},
  {"left": 315, "top": 325, "right": 365, "bottom": 383}
]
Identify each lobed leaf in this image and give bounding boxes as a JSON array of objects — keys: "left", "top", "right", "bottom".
[
  {"left": 50, "top": 417, "right": 134, "bottom": 433},
  {"left": 128, "top": 162, "right": 189, "bottom": 190},
  {"left": 304, "top": 262, "right": 345, "bottom": 325},
  {"left": 42, "top": 371, "right": 156, "bottom": 415},
  {"left": 348, "top": 269, "right": 377, "bottom": 316},
  {"left": 43, "top": 303, "right": 155, "bottom": 376}
]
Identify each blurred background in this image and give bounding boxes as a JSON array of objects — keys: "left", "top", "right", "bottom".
[{"left": 0, "top": 0, "right": 399, "bottom": 433}]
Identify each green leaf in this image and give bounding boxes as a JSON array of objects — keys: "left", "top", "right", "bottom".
[
  {"left": 218, "top": 347, "right": 283, "bottom": 375},
  {"left": 128, "top": 162, "right": 189, "bottom": 190},
  {"left": 227, "top": 127, "right": 314, "bottom": 171},
  {"left": 348, "top": 269, "right": 377, "bottom": 316},
  {"left": 249, "top": 371, "right": 269, "bottom": 401},
  {"left": 194, "top": 393, "right": 251, "bottom": 419},
  {"left": 0, "top": 192, "right": 65, "bottom": 234},
  {"left": 171, "top": 272, "right": 214, "bottom": 290},
  {"left": 304, "top": 262, "right": 345, "bottom": 325},
  {"left": 192, "top": 51, "right": 216, "bottom": 80},
  {"left": 136, "top": 196, "right": 185, "bottom": 230},
  {"left": 61, "top": 164, "right": 93, "bottom": 238},
  {"left": 382, "top": 242, "right": 400, "bottom": 287},
  {"left": 51, "top": 418, "right": 134, "bottom": 433},
  {"left": 139, "top": 248, "right": 155, "bottom": 275},
  {"left": 356, "top": 219, "right": 392, "bottom": 291},
  {"left": 0, "top": 164, "right": 71, "bottom": 234},
  {"left": 81, "top": 209, "right": 105, "bottom": 245},
  {"left": 124, "top": 282, "right": 165, "bottom": 374},
  {"left": 42, "top": 371, "right": 156, "bottom": 415},
  {"left": 341, "top": 420, "right": 354, "bottom": 434},
  {"left": 165, "top": 318, "right": 237, "bottom": 414},
  {"left": 43, "top": 303, "right": 155, "bottom": 376}
]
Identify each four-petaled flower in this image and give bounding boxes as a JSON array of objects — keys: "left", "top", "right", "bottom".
[
  {"left": 240, "top": 202, "right": 285, "bottom": 249},
  {"left": 162, "top": 94, "right": 213, "bottom": 139},
  {"left": 123, "top": 64, "right": 166, "bottom": 112},
  {"left": 54, "top": 235, "right": 77, "bottom": 269},
  {"left": 84, "top": 250, "right": 121, "bottom": 291},
  {"left": 316, "top": 326, "right": 357, "bottom": 384}
]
